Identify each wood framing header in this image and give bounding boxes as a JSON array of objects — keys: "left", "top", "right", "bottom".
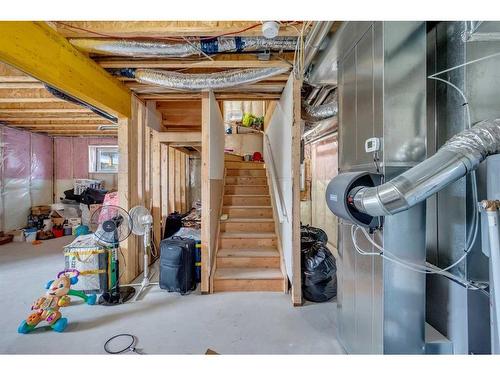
[{"left": 0, "top": 22, "right": 131, "bottom": 118}]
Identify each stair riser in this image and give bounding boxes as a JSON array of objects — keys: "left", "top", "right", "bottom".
[
  {"left": 222, "top": 207, "right": 273, "bottom": 218},
  {"left": 223, "top": 196, "right": 271, "bottom": 206},
  {"left": 226, "top": 169, "right": 267, "bottom": 177},
  {"left": 213, "top": 279, "right": 283, "bottom": 292},
  {"left": 225, "top": 186, "right": 269, "bottom": 195},
  {"left": 225, "top": 162, "right": 265, "bottom": 170},
  {"left": 219, "top": 237, "right": 277, "bottom": 249},
  {"left": 221, "top": 221, "right": 274, "bottom": 232},
  {"left": 217, "top": 257, "right": 281, "bottom": 268},
  {"left": 225, "top": 177, "right": 268, "bottom": 185}
]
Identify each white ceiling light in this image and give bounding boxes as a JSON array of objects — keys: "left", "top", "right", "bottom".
[{"left": 262, "top": 21, "right": 280, "bottom": 39}]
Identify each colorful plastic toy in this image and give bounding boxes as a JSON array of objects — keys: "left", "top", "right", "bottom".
[{"left": 18, "top": 269, "right": 96, "bottom": 334}]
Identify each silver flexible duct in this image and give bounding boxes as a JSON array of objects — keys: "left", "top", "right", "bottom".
[
  {"left": 70, "top": 37, "right": 297, "bottom": 58},
  {"left": 132, "top": 67, "right": 289, "bottom": 91},
  {"left": 302, "top": 100, "right": 338, "bottom": 122},
  {"left": 353, "top": 119, "right": 500, "bottom": 217}
]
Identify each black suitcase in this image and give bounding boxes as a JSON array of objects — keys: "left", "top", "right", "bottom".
[{"left": 159, "top": 236, "right": 196, "bottom": 294}]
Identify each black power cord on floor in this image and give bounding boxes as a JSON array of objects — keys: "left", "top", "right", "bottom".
[{"left": 104, "top": 334, "right": 143, "bottom": 355}]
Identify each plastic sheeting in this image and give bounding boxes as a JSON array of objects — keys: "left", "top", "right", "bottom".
[{"left": 0, "top": 126, "right": 53, "bottom": 232}]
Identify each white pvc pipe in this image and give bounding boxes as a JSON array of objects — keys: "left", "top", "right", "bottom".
[{"left": 486, "top": 209, "right": 500, "bottom": 354}]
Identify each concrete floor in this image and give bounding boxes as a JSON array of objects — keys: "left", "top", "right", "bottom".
[{"left": 0, "top": 236, "right": 345, "bottom": 354}]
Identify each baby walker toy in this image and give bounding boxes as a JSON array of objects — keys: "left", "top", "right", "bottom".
[{"left": 18, "top": 269, "right": 96, "bottom": 333}]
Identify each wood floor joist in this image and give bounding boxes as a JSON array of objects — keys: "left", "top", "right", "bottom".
[
  {"left": 53, "top": 21, "right": 303, "bottom": 38},
  {"left": 0, "top": 22, "right": 131, "bottom": 118}
]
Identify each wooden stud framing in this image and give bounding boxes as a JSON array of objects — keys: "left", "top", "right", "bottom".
[{"left": 200, "top": 91, "right": 210, "bottom": 293}]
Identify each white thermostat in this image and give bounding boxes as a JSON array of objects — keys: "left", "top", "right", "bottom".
[{"left": 365, "top": 137, "right": 381, "bottom": 153}]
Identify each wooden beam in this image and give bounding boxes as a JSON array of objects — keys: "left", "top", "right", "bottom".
[
  {"left": 98, "top": 58, "right": 293, "bottom": 70},
  {"left": 151, "top": 129, "right": 162, "bottom": 250},
  {"left": 157, "top": 131, "right": 201, "bottom": 143},
  {"left": 0, "top": 82, "right": 45, "bottom": 89},
  {"left": 140, "top": 93, "right": 282, "bottom": 101},
  {"left": 0, "top": 97, "right": 64, "bottom": 103},
  {"left": 55, "top": 21, "right": 301, "bottom": 38},
  {"left": 0, "top": 116, "right": 110, "bottom": 123},
  {"left": 291, "top": 78, "right": 303, "bottom": 307},
  {"left": 0, "top": 76, "right": 39, "bottom": 83},
  {"left": 0, "top": 22, "right": 131, "bottom": 118},
  {"left": 201, "top": 91, "right": 210, "bottom": 294},
  {"left": 127, "top": 82, "right": 285, "bottom": 94},
  {"left": 0, "top": 108, "right": 91, "bottom": 114}
]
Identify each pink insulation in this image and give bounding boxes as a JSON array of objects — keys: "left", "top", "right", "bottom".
[
  {"left": 71, "top": 138, "right": 90, "bottom": 179},
  {"left": 3, "top": 126, "right": 30, "bottom": 179},
  {"left": 54, "top": 138, "right": 73, "bottom": 179},
  {"left": 313, "top": 137, "right": 338, "bottom": 181},
  {"left": 31, "top": 133, "right": 53, "bottom": 180},
  {"left": 54, "top": 137, "right": 117, "bottom": 180}
]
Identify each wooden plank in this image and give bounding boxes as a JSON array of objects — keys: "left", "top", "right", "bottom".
[
  {"left": 0, "top": 82, "right": 45, "bottom": 89},
  {"left": 168, "top": 146, "right": 175, "bottom": 214},
  {"left": 139, "top": 93, "right": 282, "bottom": 101},
  {"left": 264, "top": 101, "right": 277, "bottom": 132},
  {"left": 128, "top": 82, "right": 285, "bottom": 94},
  {"left": 0, "top": 116, "right": 109, "bottom": 122},
  {"left": 157, "top": 131, "right": 201, "bottom": 143},
  {"left": 0, "top": 97, "right": 63, "bottom": 103},
  {"left": 0, "top": 108, "right": 91, "bottom": 114},
  {"left": 160, "top": 143, "right": 169, "bottom": 232},
  {"left": 180, "top": 152, "right": 186, "bottom": 212},
  {"left": 151, "top": 129, "right": 162, "bottom": 250},
  {"left": 104, "top": 59, "right": 292, "bottom": 70},
  {"left": 201, "top": 91, "right": 210, "bottom": 293},
  {"left": 174, "top": 149, "right": 181, "bottom": 212},
  {"left": 55, "top": 21, "right": 302, "bottom": 38},
  {"left": 0, "top": 22, "right": 131, "bottom": 118},
  {"left": 291, "top": 78, "right": 303, "bottom": 306}
]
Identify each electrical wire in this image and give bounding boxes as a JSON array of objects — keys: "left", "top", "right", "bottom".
[
  {"left": 104, "top": 333, "right": 142, "bottom": 354},
  {"left": 350, "top": 224, "right": 487, "bottom": 290}
]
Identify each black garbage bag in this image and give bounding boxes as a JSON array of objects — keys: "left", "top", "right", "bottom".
[
  {"left": 302, "top": 242, "right": 337, "bottom": 302},
  {"left": 301, "top": 224, "right": 328, "bottom": 245}
]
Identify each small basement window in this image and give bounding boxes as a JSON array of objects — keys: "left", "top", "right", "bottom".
[{"left": 88, "top": 145, "right": 119, "bottom": 173}]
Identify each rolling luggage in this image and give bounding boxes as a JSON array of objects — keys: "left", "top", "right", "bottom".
[{"left": 159, "top": 237, "right": 196, "bottom": 294}]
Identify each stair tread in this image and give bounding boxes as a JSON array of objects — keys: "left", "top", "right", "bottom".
[
  {"left": 214, "top": 267, "right": 283, "bottom": 280},
  {"left": 225, "top": 184, "right": 268, "bottom": 186},
  {"left": 218, "top": 248, "right": 280, "bottom": 258},
  {"left": 223, "top": 218, "right": 274, "bottom": 223},
  {"left": 224, "top": 194, "right": 270, "bottom": 197},
  {"left": 220, "top": 232, "right": 277, "bottom": 239},
  {"left": 223, "top": 205, "right": 271, "bottom": 209}
]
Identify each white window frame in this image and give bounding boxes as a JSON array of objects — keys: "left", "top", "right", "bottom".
[{"left": 88, "top": 145, "right": 119, "bottom": 174}]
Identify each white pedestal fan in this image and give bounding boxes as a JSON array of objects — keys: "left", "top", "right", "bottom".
[{"left": 122, "top": 205, "right": 159, "bottom": 301}]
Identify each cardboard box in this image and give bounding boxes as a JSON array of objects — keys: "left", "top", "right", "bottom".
[{"left": 31, "top": 205, "right": 51, "bottom": 216}]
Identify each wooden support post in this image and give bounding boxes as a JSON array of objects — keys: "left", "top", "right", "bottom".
[
  {"left": 151, "top": 130, "right": 162, "bottom": 251},
  {"left": 201, "top": 91, "right": 210, "bottom": 294},
  {"left": 291, "top": 78, "right": 303, "bottom": 306},
  {"left": 0, "top": 22, "right": 130, "bottom": 118},
  {"left": 168, "top": 147, "right": 175, "bottom": 214},
  {"left": 160, "top": 143, "right": 169, "bottom": 234}
]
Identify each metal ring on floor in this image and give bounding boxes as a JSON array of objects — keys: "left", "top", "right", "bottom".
[{"left": 104, "top": 333, "right": 138, "bottom": 354}]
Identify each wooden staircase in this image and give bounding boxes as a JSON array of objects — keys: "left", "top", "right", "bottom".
[{"left": 212, "top": 160, "right": 286, "bottom": 292}]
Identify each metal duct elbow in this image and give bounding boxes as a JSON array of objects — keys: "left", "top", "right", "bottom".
[
  {"left": 302, "top": 100, "right": 338, "bottom": 122},
  {"left": 303, "top": 22, "right": 334, "bottom": 73},
  {"left": 128, "top": 67, "right": 289, "bottom": 91},
  {"left": 69, "top": 37, "right": 297, "bottom": 58},
  {"left": 353, "top": 119, "right": 500, "bottom": 217}
]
